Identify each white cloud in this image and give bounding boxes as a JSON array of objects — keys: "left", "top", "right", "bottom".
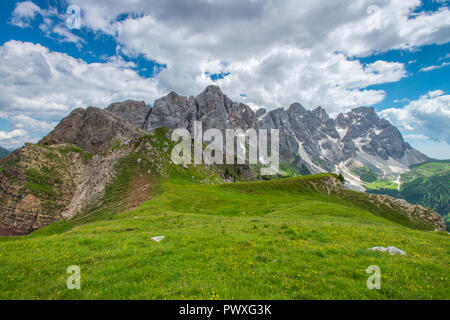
[
  {"left": 394, "top": 97, "right": 410, "bottom": 103},
  {"left": 438, "top": 53, "right": 450, "bottom": 61},
  {"left": 379, "top": 90, "right": 450, "bottom": 144},
  {"left": 0, "top": 129, "right": 27, "bottom": 140},
  {"left": 61, "top": 0, "right": 450, "bottom": 112},
  {"left": 0, "top": 40, "right": 163, "bottom": 148},
  {"left": 10, "top": 1, "right": 41, "bottom": 28},
  {"left": 10, "top": 0, "right": 450, "bottom": 112},
  {"left": 4, "top": 1, "right": 450, "bottom": 149},
  {"left": 10, "top": 115, "right": 58, "bottom": 133},
  {"left": 0, "top": 129, "right": 31, "bottom": 149}
]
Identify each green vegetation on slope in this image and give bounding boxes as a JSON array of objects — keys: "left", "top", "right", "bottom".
[
  {"left": 352, "top": 167, "right": 378, "bottom": 183},
  {"left": 366, "top": 161, "right": 450, "bottom": 225},
  {"left": 0, "top": 174, "right": 448, "bottom": 300},
  {"left": 365, "top": 179, "right": 398, "bottom": 191}
]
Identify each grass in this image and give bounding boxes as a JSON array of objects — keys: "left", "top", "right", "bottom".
[
  {"left": 24, "top": 167, "right": 61, "bottom": 198},
  {"left": 365, "top": 179, "right": 398, "bottom": 191},
  {"left": 0, "top": 174, "right": 449, "bottom": 300},
  {"left": 352, "top": 167, "right": 378, "bottom": 183},
  {"left": 406, "top": 161, "right": 449, "bottom": 178}
]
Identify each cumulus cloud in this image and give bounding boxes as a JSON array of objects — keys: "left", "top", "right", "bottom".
[
  {"left": 420, "top": 62, "right": 450, "bottom": 72},
  {"left": 10, "top": 1, "right": 41, "bottom": 28},
  {"left": 0, "top": 129, "right": 27, "bottom": 141},
  {"left": 60, "top": 0, "right": 450, "bottom": 112},
  {"left": 0, "top": 40, "right": 163, "bottom": 148},
  {"left": 11, "top": 1, "right": 83, "bottom": 45},
  {"left": 4, "top": 0, "right": 450, "bottom": 148},
  {"left": 380, "top": 90, "right": 450, "bottom": 144},
  {"left": 0, "top": 129, "right": 31, "bottom": 149},
  {"left": 10, "top": 115, "right": 58, "bottom": 133}
]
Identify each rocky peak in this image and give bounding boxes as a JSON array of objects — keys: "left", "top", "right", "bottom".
[
  {"left": 103, "top": 86, "right": 429, "bottom": 185},
  {"left": 145, "top": 85, "right": 257, "bottom": 133},
  {"left": 195, "top": 85, "right": 233, "bottom": 130},
  {"left": 312, "top": 106, "right": 329, "bottom": 122},
  {"left": 260, "top": 104, "right": 344, "bottom": 170},
  {"left": 336, "top": 107, "right": 427, "bottom": 162},
  {"left": 145, "top": 91, "right": 198, "bottom": 132},
  {"left": 198, "top": 85, "right": 225, "bottom": 98},
  {"left": 288, "top": 103, "right": 306, "bottom": 115},
  {"left": 40, "top": 107, "right": 139, "bottom": 154},
  {"left": 256, "top": 108, "right": 267, "bottom": 118},
  {"left": 106, "top": 100, "right": 150, "bottom": 129}
]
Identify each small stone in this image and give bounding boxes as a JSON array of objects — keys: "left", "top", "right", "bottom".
[{"left": 152, "top": 236, "right": 165, "bottom": 243}]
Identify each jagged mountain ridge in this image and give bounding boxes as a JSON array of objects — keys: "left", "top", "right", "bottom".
[
  {"left": 0, "top": 146, "right": 10, "bottom": 158},
  {"left": 40, "top": 107, "right": 141, "bottom": 154},
  {"left": 106, "top": 85, "right": 429, "bottom": 189}
]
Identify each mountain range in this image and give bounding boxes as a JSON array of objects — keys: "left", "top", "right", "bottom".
[
  {"left": 0, "top": 146, "right": 10, "bottom": 158},
  {"left": 105, "top": 85, "right": 429, "bottom": 190},
  {"left": 0, "top": 85, "right": 445, "bottom": 236}
]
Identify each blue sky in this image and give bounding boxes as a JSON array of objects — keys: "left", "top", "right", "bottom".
[{"left": 0, "top": 0, "right": 449, "bottom": 159}]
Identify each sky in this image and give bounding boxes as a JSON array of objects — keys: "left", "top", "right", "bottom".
[{"left": 0, "top": 0, "right": 449, "bottom": 159}]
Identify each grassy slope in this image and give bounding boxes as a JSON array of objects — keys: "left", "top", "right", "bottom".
[{"left": 0, "top": 174, "right": 449, "bottom": 300}]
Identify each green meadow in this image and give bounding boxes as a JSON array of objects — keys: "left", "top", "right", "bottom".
[{"left": 0, "top": 175, "right": 449, "bottom": 300}]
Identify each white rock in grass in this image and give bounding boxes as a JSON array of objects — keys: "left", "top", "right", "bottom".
[
  {"left": 370, "top": 246, "right": 406, "bottom": 256},
  {"left": 387, "top": 246, "right": 407, "bottom": 255},
  {"left": 152, "top": 236, "right": 165, "bottom": 243}
]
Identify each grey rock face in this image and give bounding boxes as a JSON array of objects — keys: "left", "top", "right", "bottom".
[
  {"left": 370, "top": 246, "right": 407, "bottom": 255},
  {"left": 145, "top": 92, "right": 198, "bottom": 132},
  {"left": 259, "top": 104, "right": 345, "bottom": 170},
  {"left": 108, "top": 86, "right": 428, "bottom": 182},
  {"left": 106, "top": 100, "right": 150, "bottom": 129},
  {"left": 145, "top": 85, "right": 258, "bottom": 133},
  {"left": 40, "top": 107, "right": 138, "bottom": 154},
  {"left": 336, "top": 107, "right": 424, "bottom": 162},
  {"left": 335, "top": 107, "right": 429, "bottom": 178}
]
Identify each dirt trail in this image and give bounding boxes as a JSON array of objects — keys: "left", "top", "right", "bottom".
[{"left": 123, "top": 174, "right": 155, "bottom": 211}]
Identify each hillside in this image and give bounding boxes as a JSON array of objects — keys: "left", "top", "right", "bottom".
[
  {"left": 366, "top": 161, "right": 450, "bottom": 229},
  {"left": 0, "top": 122, "right": 259, "bottom": 236},
  {"left": 0, "top": 173, "right": 449, "bottom": 300}
]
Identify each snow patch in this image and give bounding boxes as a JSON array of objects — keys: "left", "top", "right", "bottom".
[{"left": 336, "top": 127, "right": 348, "bottom": 139}]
